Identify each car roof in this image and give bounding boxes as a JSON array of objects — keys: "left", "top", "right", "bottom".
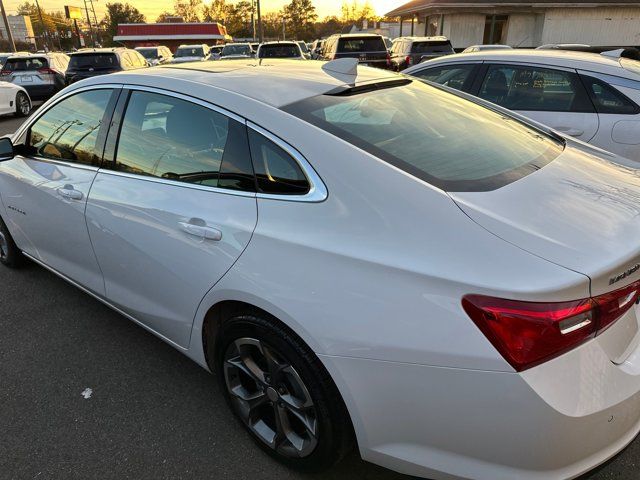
[
  {"left": 412, "top": 48, "right": 639, "bottom": 78},
  {"left": 332, "top": 33, "right": 383, "bottom": 38},
  {"left": 79, "top": 59, "right": 399, "bottom": 108},
  {"left": 396, "top": 36, "right": 449, "bottom": 42}
]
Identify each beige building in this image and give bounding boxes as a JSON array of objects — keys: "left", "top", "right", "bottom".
[
  {"left": 386, "top": 1, "right": 640, "bottom": 49},
  {"left": 0, "top": 15, "right": 36, "bottom": 45}
]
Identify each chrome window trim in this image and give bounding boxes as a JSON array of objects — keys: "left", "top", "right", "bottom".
[
  {"left": 13, "top": 83, "right": 124, "bottom": 141},
  {"left": 481, "top": 60, "right": 576, "bottom": 73},
  {"left": 95, "top": 169, "right": 257, "bottom": 198},
  {"left": 122, "top": 84, "right": 246, "bottom": 124},
  {"left": 247, "top": 121, "right": 328, "bottom": 203}
]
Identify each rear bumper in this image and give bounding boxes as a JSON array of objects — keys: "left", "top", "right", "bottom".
[{"left": 320, "top": 335, "right": 640, "bottom": 479}]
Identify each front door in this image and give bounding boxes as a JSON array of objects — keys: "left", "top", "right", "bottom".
[
  {"left": 85, "top": 90, "right": 258, "bottom": 347},
  {"left": 0, "top": 88, "right": 118, "bottom": 295}
]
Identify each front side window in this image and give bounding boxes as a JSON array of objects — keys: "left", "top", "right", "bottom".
[
  {"left": 115, "top": 91, "right": 254, "bottom": 191},
  {"left": 283, "top": 80, "right": 563, "bottom": 192},
  {"left": 28, "top": 89, "right": 112, "bottom": 166},
  {"left": 413, "top": 64, "right": 476, "bottom": 92},
  {"left": 478, "top": 65, "right": 593, "bottom": 112},
  {"left": 581, "top": 75, "right": 639, "bottom": 115}
]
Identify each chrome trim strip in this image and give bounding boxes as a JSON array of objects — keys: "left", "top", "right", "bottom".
[
  {"left": 21, "top": 251, "right": 187, "bottom": 351},
  {"left": 247, "top": 121, "right": 328, "bottom": 203},
  {"left": 122, "top": 84, "right": 246, "bottom": 124},
  {"left": 13, "top": 83, "right": 124, "bottom": 141},
  {"left": 95, "top": 169, "right": 257, "bottom": 198}
]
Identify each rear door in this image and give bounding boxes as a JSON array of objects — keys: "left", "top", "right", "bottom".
[
  {"left": 474, "top": 63, "right": 599, "bottom": 141},
  {"left": 0, "top": 87, "right": 119, "bottom": 294},
  {"left": 85, "top": 89, "right": 258, "bottom": 347}
]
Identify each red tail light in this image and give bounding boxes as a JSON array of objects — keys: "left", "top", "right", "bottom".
[
  {"left": 386, "top": 52, "right": 391, "bottom": 66},
  {"left": 463, "top": 280, "right": 640, "bottom": 371},
  {"left": 37, "top": 67, "right": 57, "bottom": 75},
  {"left": 405, "top": 55, "right": 413, "bottom": 66},
  {"left": 0, "top": 70, "right": 11, "bottom": 76}
]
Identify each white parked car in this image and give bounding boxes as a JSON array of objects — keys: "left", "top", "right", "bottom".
[
  {"left": 462, "top": 44, "right": 513, "bottom": 53},
  {"left": 2, "top": 59, "right": 640, "bottom": 480},
  {"left": 405, "top": 49, "right": 640, "bottom": 160},
  {"left": 0, "top": 80, "right": 31, "bottom": 117},
  {"left": 171, "top": 44, "right": 211, "bottom": 63}
]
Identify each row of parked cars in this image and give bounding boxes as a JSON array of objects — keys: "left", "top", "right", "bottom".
[{"left": 3, "top": 47, "right": 640, "bottom": 480}]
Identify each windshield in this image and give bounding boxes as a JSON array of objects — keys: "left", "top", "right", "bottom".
[
  {"left": 258, "top": 44, "right": 299, "bottom": 58},
  {"left": 69, "top": 53, "right": 117, "bottom": 69},
  {"left": 412, "top": 41, "right": 454, "bottom": 54},
  {"left": 175, "top": 47, "right": 204, "bottom": 58},
  {"left": 222, "top": 44, "right": 252, "bottom": 56},
  {"left": 4, "top": 57, "right": 48, "bottom": 71},
  {"left": 338, "top": 37, "right": 386, "bottom": 53},
  {"left": 283, "top": 81, "right": 563, "bottom": 192},
  {"left": 136, "top": 48, "right": 157, "bottom": 59}
]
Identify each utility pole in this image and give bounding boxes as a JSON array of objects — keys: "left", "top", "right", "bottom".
[
  {"left": 89, "top": 0, "right": 99, "bottom": 45},
  {"left": 34, "top": 0, "right": 49, "bottom": 50},
  {"left": 251, "top": 0, "right": 256, "bottom": 42},
  {"left": 83, "top": 0, "right": 93, "bottom": 46},
  {"left": 0, "top": 0, "right": 15, "bottom": 52},
  {"left": 256, "top": 0, "right": 263, "bottom": 43},
  {"left": 282, "top": 16, "right": 285, "bottom": 40}
]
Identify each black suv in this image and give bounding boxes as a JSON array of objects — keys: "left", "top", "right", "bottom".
[
  {"left": 65, "top": 48, "right": 147, "bottom": 85},
  {"left": 390, "top": 36, "right": 454, "bottom": 71},
  {"left": 320, "top": 34, "right": 391, "bottom": 69}
]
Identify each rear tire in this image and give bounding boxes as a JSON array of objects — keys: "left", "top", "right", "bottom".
[
  {"left": 0, "top": 216, "right": 24, "bottom": 268},
  {"left": 14, "top": 92, "right": 30, "bottom": 117},
  {"left": 215, "top": 314, "right": 353, "bottom": 472}
]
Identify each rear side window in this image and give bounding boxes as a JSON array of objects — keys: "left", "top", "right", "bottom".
[
  {"left": 338, "top": 37, "right": 386, "bottom": 53},
  {"left": 478, "top": 65, "right": 593, "bottom": 113},
  {"left": 283, "top": 80, "right": 563, "bottom": 192},
  {"left": 248, "top": 129, "right": 309, "bottom": 195},
  {"left": 580, "top": 75, "right": 640, "bottom": 114},
  {"left": 69, "top": 54, "right": 118, "bottom": 69},
  {"left": 411, "top": 41, "right": 454, "bottom": 54},
  {"left": 412, "top": 64, "right": 476, "bottom": 91},
  {"left": 28, "top": 89, "right": 113, "bottom": 166},
  {"left": 4, "top": 57, "right": 47, "bottom": 71},
  {"left": 115, "top": 91, "right": 255, "bottom": 191}
]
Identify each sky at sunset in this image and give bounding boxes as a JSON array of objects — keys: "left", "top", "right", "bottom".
[{"left": 3, "top": 0, "right": 404, "bottom": 24}]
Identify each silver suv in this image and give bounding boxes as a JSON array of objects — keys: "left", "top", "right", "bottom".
[{"left": 1, "top": 53, "right": 69, "bottom": 100}]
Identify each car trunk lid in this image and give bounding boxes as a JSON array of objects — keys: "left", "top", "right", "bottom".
[{"left": 450, "top": 146, "right": 640, "bottom": 363}]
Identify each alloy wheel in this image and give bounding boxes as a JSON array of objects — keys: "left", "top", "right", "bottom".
[
  {"left": 18, "top": 94, "right": 30, "bottom": 116},
  {"left": 223, "top": 337, "right": 319, "bottom": 458}
]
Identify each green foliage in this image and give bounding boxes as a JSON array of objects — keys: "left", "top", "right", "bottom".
[{"left": 283, "top": 0, "right": 317, "bottom": 40}]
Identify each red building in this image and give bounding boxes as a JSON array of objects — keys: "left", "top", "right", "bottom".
[{"left": 113, "top": 23, "right": 231, "bottom": 52}]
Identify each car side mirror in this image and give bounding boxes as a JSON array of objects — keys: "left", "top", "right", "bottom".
[{"left": 0, "top": 137, "right": 14, "bottom": 161}]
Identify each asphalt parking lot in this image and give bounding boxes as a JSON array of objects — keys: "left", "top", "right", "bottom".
[{"left": 0, "top": 112, "right": 637, "bottom": 480}]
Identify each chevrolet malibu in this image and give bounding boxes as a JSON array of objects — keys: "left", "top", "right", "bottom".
[{"left": 1, "top": 59, "right": 640, "bottom": 480}]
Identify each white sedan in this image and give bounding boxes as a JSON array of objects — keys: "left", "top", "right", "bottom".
[
  {"left": 1, "top": 59, "right": 640, "bottom": 480},
  {"left": 0, "top": 80, "right": 31, "bottom": 117},
  {"left": 405, "top": 49, "right": 640, "bottom": 161}
]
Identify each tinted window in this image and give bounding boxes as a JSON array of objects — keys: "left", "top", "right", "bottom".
[
  {"left": 115, "top": 91, "right": 254, "bottom": 190},
  {"left": 478, "top": 65, "right": 593, "bottom": 112},
  {"left": 175, "top": 47, "right": 204, "bottom": 58},
  {"left": 283, "top": 81, "right": 563, "bottom": 192},
  {"left": 413, "top": 64, "right": 476, "bottom": 91},
  {"left": 69, "top": 53, "right": 118, "bottom": 69},
  {"left": 248, "top": 130, "right": 309, "bottom": 195},
  {"left": 137, "top": 48, "right": 157, "bottom": 59},
  {"left": 28, "top": 89, "right": 112, "bottom": 166},
  {"left": 411, "top": 41, "right": 454, "bottom": 54},
  {"left": 258, "top": 44, "right": 300, "bottom": 58},
  {"left": 337, "top": 37, "right": 386, "bottom": 53},
  {"left": 4, "top": 57, "right": 47, "bottom": 71},
  {"left": 581, "top": 75, "right": 639, "bottom": 115},
  {"left": 222, "top": 44, "right": 252, "bottom": 56}
]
